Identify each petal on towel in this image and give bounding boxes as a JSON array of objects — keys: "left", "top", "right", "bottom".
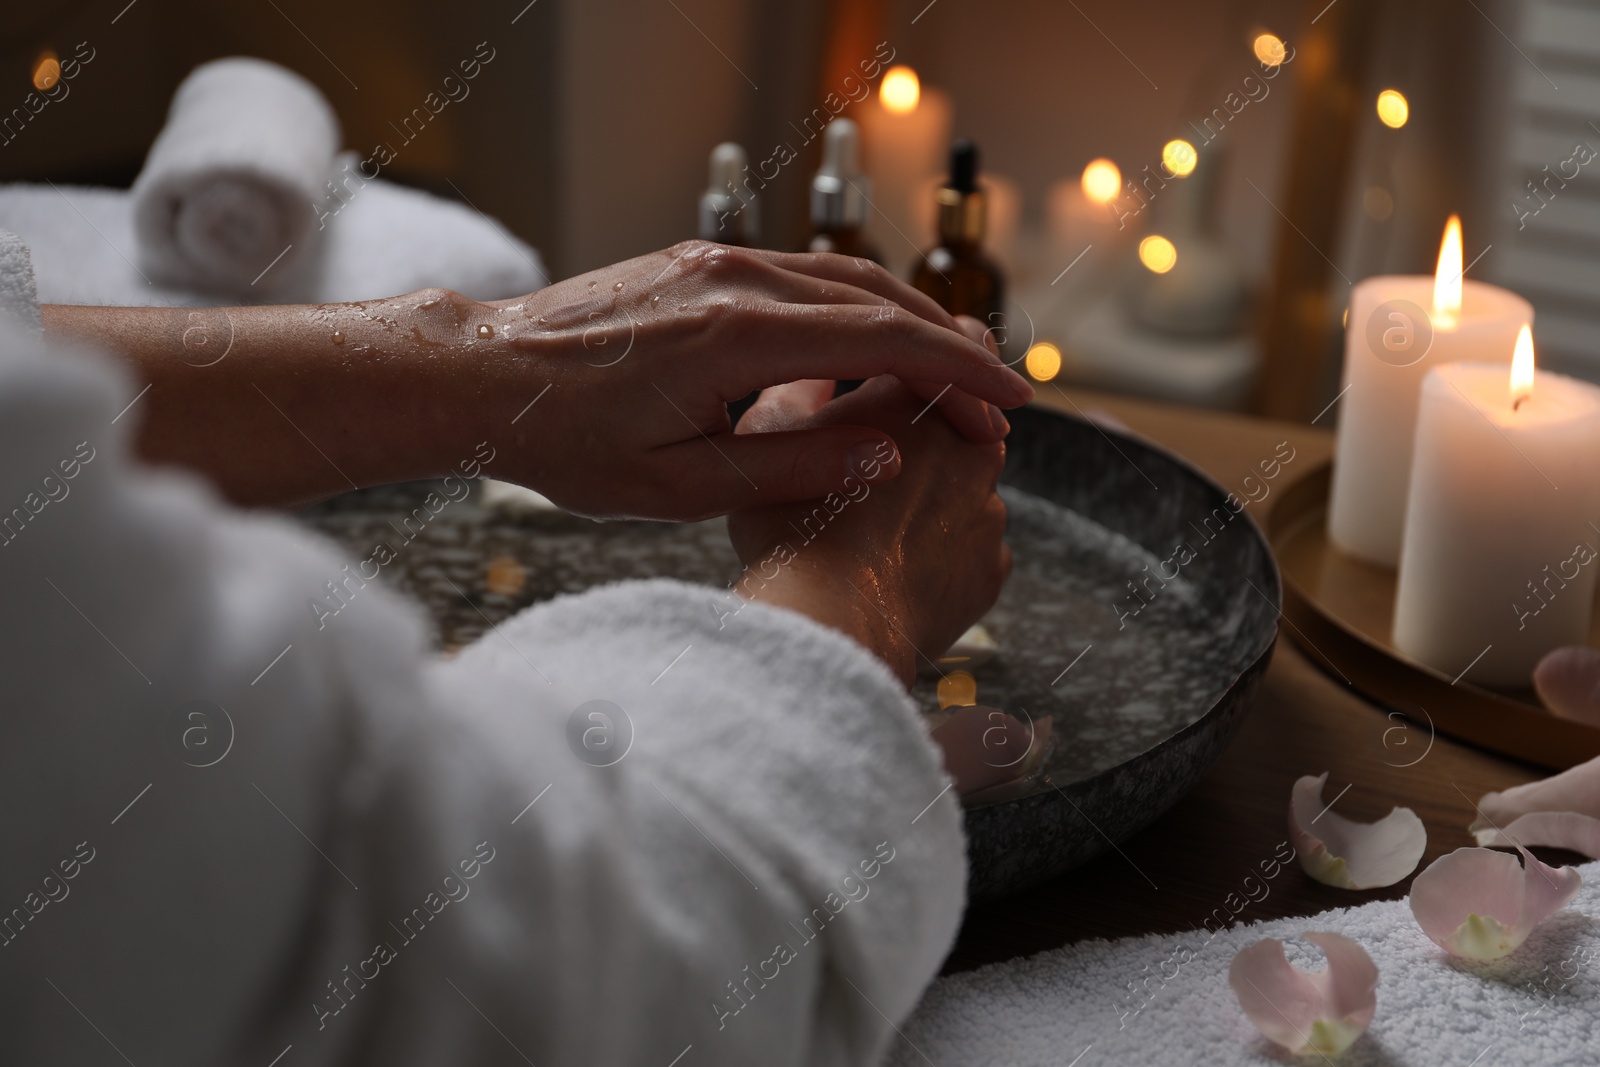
[
  {"left": 1288, "top": 772, "right": 1427, "bottom": 888},
  {"left": 1473, "top": 811, "right": 1600, "bottom": 859},
  {"left": 1533, "top": 646, "right": 1600, "bottom": 726},
  {"left": 1473, "top": 754, "right": 1600, "bottom": 833},
  {"left": 1228, "top": 932, "right": 1377, "bottom": 1056},
  {"left": 1409, "top": 846, "right": 1582, "bottom": 959}
]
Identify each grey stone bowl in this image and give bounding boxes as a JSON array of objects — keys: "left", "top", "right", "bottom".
[
  {"left": 955, "top": 405, "right": 1280, "bottom": 900},
  {"left": 298, "top": 404, "right": 1280, "bottom": 902}
]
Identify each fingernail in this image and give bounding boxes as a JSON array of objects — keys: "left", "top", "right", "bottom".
[
  {"left": 848, "top": 439, "right": 900, "bottom": 482},
  {"left": 988, "top": 404, "right": 1010, "bottom": 438}
]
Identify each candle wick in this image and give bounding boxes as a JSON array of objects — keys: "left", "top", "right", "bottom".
[{"left": 1514, "top": 394, "right": 1528, "bottom": 412}]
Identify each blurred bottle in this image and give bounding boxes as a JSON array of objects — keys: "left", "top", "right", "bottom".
[
  {"left": 912, "top": 139, "right": 1006, "bottom": 343},
  {"left": 808, "top": 119, "right": 881, "bottom": 264},
  {"left": 698, "top": 142, "right": 759, "bottom": 246}
]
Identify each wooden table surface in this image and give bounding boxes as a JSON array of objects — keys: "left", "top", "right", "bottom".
[{"left": 944, "top": 386, "right": 1546, "bottom": 973}]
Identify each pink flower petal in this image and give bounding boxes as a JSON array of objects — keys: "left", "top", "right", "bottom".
[
  {"left": 1409, "top": 846, "right": 1581, "bottom": 959},
  {"left": 1474, "top": 811, "right": 1600, "bottom": 860},
  {"left": 1474, "top": 754, "right": 1600, "bottom": 833},
  {"left": 1534, "top": 646, "right": 1600, "bottom": 726},
  {"left": 1229, "top": 932, "right": 1377, "bottom": 1056},
  {"left": 1288, "top": 773, "right": 1426, "bottom": 888}
]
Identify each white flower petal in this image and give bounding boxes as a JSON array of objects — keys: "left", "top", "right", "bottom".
[
  {"left": 1229, "top": 932, "right": 1377, "bottom": 1056},
  {"left": 1409, "top": 846, "right": 1581, "bottom": 960},
  {"left": 1473, "top": 811, "right": 1600, "bottom": 860},
  {"left": 1474, "top": 753, "right": 1600, "bottom": 834},
  {"left": 1288, "top": 773, "right": 1427, "bottom": 889}
]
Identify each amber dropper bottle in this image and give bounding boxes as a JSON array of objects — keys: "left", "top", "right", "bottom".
[
  {"left": 808, "top": 118, "right": 882, "bottom": 264},
  {"left": 912, "top": 139, "right": 1005, "bottom": 341}
]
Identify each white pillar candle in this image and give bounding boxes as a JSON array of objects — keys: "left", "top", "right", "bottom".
[
  {"left": 1394, "top": 331, "right": 1600, "bottom": 688},
  {"left": 1328, "top": 218, "right": 1532, "bottom": 566},
  {"left": 858, "top": 68, "right": 952, "bottom": 276}
]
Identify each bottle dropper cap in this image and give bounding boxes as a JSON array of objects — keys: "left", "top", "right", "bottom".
[
  {"left": 936, "top": 137, "right": 987, "bottom": 244},
  {"left": 699, "top": 142, "right": 759, "bottom": 243},
  {"left": 948, "top": 139, "right": 979, "bottom": 193},
  {"left": 811, "top": 118, "right": 871, "bottom": 229}
]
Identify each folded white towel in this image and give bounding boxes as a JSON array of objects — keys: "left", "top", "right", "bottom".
[
  {"left": 0, "top": 181, "right": 547, "bottom": 306},
  {"left": 130, "top": 57, "right": 339, "bottom": 297},
  {"left": 0, "top": 229, "right": 40, "bottom": 333},
  {"left": 889, "top": 859, "right": 1600, "bottom": 1066}
]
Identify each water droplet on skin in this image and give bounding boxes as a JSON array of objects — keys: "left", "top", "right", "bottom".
[
  {"left": 331, "top": 330, "right": 345, "bottom": 344},
  {"left": 613, "top": 281, "right": 624, "bottom": 292},
  {"left": 477, "top": 324, "right": 494, "bottom": 339},
  {"left": 537, "top": 317, "right": 548, "bottom": 326},
  {"left": 650, "top": 295, "right": 661, "bottom": 308},
  {"left": 679, "top": 304, "right": 689, "bottom": 312},
  {"left": 587, "top": 281, "right": 597, "bottom": 290}
]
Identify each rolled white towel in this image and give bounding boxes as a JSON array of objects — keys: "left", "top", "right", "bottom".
[
  {"left": 0, "top": 229, "right": 41, "bottom": 334},
  {"left": 131, "top": 57, "right": 339, "bottom": 297}
]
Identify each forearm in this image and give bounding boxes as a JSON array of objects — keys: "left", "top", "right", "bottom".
[{"left": 39, "top": 290, "right": 523, "bottom": 508}]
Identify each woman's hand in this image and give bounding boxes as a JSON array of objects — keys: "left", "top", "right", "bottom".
[
  {"left": 725, "top": 375, "right": 1011, "bottom": 686},
  {"left": 42, "top": 242, "right": 1030, "bottom": 514},
  {"left": 480, "top": 242, "right": 1030, "bottom": 520}
]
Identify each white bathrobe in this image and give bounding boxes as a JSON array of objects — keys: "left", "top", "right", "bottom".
[{"left": 0, "top": 232, "right": 965, "bottom": 1067}]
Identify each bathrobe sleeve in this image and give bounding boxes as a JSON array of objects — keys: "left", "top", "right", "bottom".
[{"left": 0, "top": 232, "right": 965, "bottom": 1067}]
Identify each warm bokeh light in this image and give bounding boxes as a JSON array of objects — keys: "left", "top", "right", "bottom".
[
  {"left": 1162, "top": 139, "right": 1197, "bottom": 178},
  {"left": 1511, "top": 324, "right": 1535, "bottom": 406},
  {"left": 1363, "top": 185, "right": 1394, "bottom": 221},
  {"left": 1253, "top": 33, "right": 1287, "bottom": 67},
  {"left": 881, "top": 66, "right": 920, "bottom": 114},
  {"left": 1025, "top": 342, "right": 1062, "bottom": 382},
  {"left": 1433, "top": 214, "right": 1463, "bottom": 331},
  {"left": 1139, "top": 235, "right": 1178, "bottom": 274},
  {"left": 937, "top": 670, "right": 978, "bottom": 709},
  {"left": 1081, "top": 158, "right": 1121, "bottom": 205},
  {"left": 1376, "top": 89, "right": 1409, "bottom": 129},
  {"left": 31, "top": 51, "right": 59, "bottom": 91}
]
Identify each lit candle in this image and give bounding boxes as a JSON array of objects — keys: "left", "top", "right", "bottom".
[
  {"left": 858, "top": 65, "right": 952, "bottom": 275},
  {"left": 1047, "top": 159, "right": 1123, "bottom": 256},
  {"left": 1393, "top": 326, "right": 1600, "bottom": 687},
  {"left": 1327, "top": 217, "right": 1533, "bottom": 565}
]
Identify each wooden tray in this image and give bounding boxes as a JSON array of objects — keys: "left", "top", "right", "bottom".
[{"left": 1267, "top": 461, "right": 1600, "bottom": 770}]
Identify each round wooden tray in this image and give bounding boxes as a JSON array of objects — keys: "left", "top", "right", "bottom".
[{"left": 1268, "top": 461, "right": 1600, "bottom": 770}]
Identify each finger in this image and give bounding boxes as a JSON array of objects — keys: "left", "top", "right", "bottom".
[
  {"left": 651, "top": 426, "right": 902, "bottom": 520},
  {"left": 717, "top": 302, "right": 1034, "bottom": 408},
  {"left": 736, "top": 379, "right": 835, "bottom": 434},
  {"left": 737, "top": 248, "right": 962, "bottom": 331},
  {"left": 902, "top": 378, "right": 1009, "bottom": 443},
  {"left": 930, "top": 706, "right": 1038, "bottom": 796}
]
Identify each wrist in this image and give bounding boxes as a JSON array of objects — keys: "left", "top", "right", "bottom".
[{"left": 735, "top": 554, "right": 916, "bottom": 687}]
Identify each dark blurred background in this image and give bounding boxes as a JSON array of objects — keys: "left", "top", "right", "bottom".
[{"left": 0, "top": 0, "right": 1585, "bottom": 418}]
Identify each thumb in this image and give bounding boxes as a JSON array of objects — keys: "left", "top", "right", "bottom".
[
  {"left": 653, "top": 426, "right": 901, "bottom": 517},
  {"left": 736, "top": 379, "right": 836, "bottom": 434}
]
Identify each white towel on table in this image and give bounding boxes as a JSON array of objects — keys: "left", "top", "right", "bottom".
[
  {"left": 0, "top": 180, "right": 546, "bottom": 306},
  {"left": 131, "top": 57, "right": 339, "bottom": 297},
  {"left": 888, "top": 859, "right": 1600, "bottom": 1066}
]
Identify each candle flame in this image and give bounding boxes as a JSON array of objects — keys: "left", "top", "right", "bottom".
[
  {"left": 881, "top": 66, "right": 920, "bottom": 115},
  {"left": 1081, "top": 158, "right": 1121, "bottom": 204},
  {"left": 1433, "top": 214, "right": 1463, "bottom": 330},
  {"left": 1511, "top": 324, "right": 1535, "bottom": 407}
]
